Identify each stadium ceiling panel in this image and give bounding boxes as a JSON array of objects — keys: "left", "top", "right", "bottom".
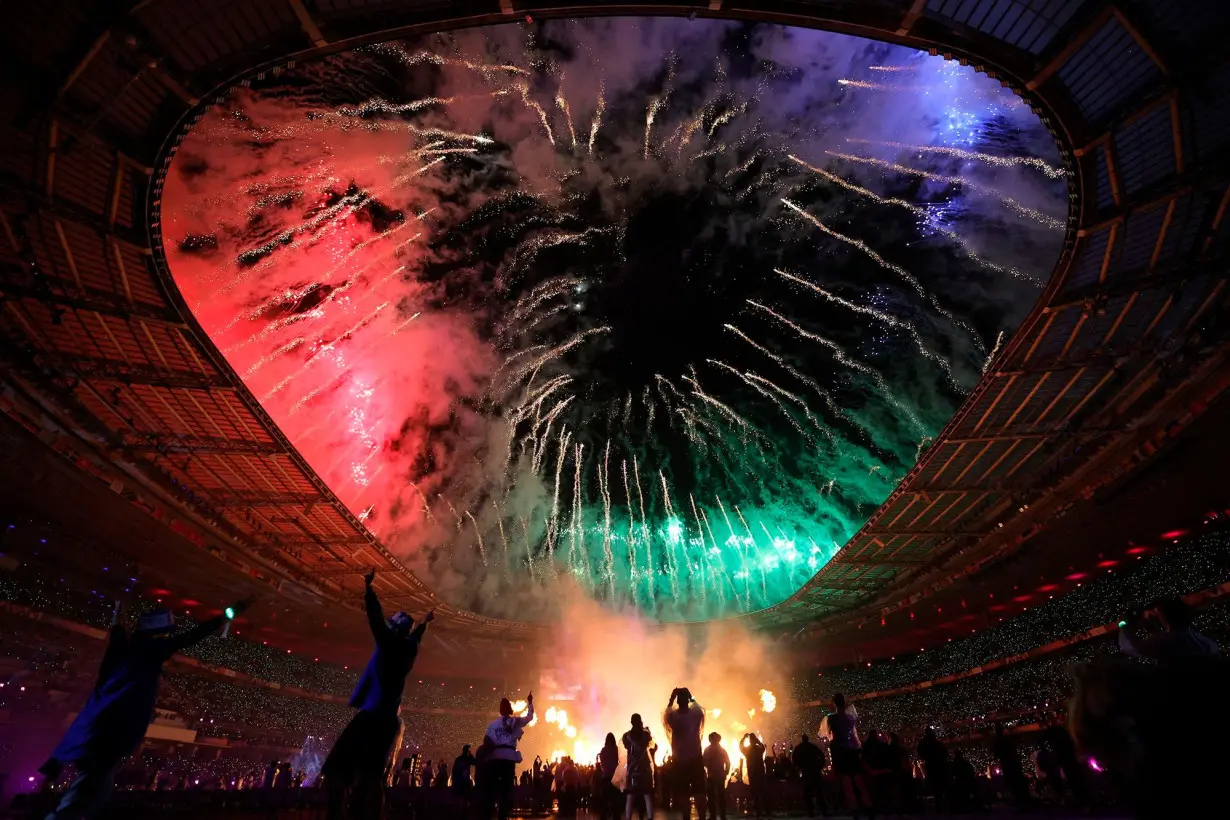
[{"left": 1, "top": 0, "right": 1227, "bottom": 639}]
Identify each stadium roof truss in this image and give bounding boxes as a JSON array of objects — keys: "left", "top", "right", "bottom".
[{"left": 1, "top": 0, "right": 1227, "bottom": 638}]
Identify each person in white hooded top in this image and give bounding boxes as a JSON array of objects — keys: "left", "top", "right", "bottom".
[{"left": 481, "top": 691, "right": 534, "bottom": 820}]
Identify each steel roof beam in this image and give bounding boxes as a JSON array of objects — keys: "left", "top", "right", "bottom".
[
  {"left": 31, "top": 353, "right": 229, "bottom": 390},
  {"left": 0, "top": 281, "right": 184, "bottom": 327},
  {"left": 861, "top": 528, "right": 986, "bottom": 538},
  {"left": 266, "top": 536, "right": 370, "bottom": 547},
  {"left": 126, "top": 436, "right": 284, "bottom": 455},
  {"left": 830, "top": 558, "right": 929, "bottom": 568},
  {"left": 207, "top": 491, "right": 323, "bottom": 508}
]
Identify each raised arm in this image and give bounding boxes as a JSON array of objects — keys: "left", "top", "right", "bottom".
[
  {"left": 170, "top": 614, "right": 227, "bottom": 653},
  {"left": 110, "top": 599, "right": 126, "bottom": 629},
  {"left": 518, "top": 691, "right": 535, "bottom": 728},
  {"left": 364, "top": 569, "right": 391, "bottom": 644},
  {"left": 409, "top": 608, "right": 435, "bottom": 645},
  {"left": 95, "top": 603, "right": 130, "bottom": 680},
  {"left": 662, "top": 688, "right": 677, "bottom": 727},
  {"left": 170, "top": 596, "right": 253, "bottom": 653}
]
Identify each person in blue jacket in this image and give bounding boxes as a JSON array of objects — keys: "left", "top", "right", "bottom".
[
  {"left": 39, "top": 595, "right": 253, "bottom": 819},
  {"left": 322, "top": 568, "right": 433, "bottom": 819}
]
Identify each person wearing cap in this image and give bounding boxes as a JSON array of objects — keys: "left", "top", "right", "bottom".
[
  {"left": 322, "top": 569, "right": 433, "bottom": 820},
  {"left": 40, "top": 595, "right": 253, "bottom": 819}
]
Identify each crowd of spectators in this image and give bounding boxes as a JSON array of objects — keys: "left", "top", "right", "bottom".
[
  {"left": 6, "top": 517, "right": 1230, "bottom": 817},
  {"left": 793, "top": 530, "right": 1230, "bottom": 702}
]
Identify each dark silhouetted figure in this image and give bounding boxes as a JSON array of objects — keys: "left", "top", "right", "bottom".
[
  {"left": 322, "top": 570, "right": 432, "bottom": 820},
  {"left": 40, "top": 597, "right": 251, "bottom": 820},
  {"left": 623, "top": 714, "right": 655, "bottom": 820},
  {"left": 703, "top": 732, "right": 730, "bottom": 820},
  {"left": 742, "top": 733, "right": 768, "bottom": 819},
  {"left": 1042, "top": 724, "right": 1086, "bottom": 806},
  {"left": 993, "top": 725, "right": 1030, "bottom": 807},
  {"left": 793, "top": 734, "right": 828, "bottom": 817},
  {"left": 663, "top": 687, "right": 707, "bottom": 820},
  {"left": 452, "top": 745, "right": 476, "bottom": 796},
  {"left": 888, "top": 733, "right": 917, "bottom": 811},
  {"left": 950, "top": 751, "right": 978, "bottom": 811},
  {"left": 1118, "top": 598, "right": 1219, "bottom": 661},
  {"left": 599, "top": 733, "right": 622, "bottom": 820},
  {"left": 826, "top": 694, "right": 873, "bottom": 819},
  {"left": 917, "top": 727, "right": 949, "bottom": 811}
]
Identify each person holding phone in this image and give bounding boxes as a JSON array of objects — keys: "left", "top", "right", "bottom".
[
  {"left": 663, "top": 687, "right": 707, "bottom": 820},
  {"left": 41, "top": 595, "right": 254, "bottom": 820}
]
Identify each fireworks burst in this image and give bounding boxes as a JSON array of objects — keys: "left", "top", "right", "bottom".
[{"left": 161, "top": 18, "right": 1063, "bottom": 621}]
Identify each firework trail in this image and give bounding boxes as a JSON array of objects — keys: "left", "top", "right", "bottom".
[
  {"left": 846, "top": 138, "right": 1065, "bottom": 179},
  {"left": 555, "top": 87, "right": 579, "bottom": 149},
  {"left": 721, "top": 323, "right": 843, "bottom": 420},
  {"left": 518, "top": 82, "right": 556, "bottom": 145},
  {"left": 983, "top": 331, "right": 1006, "bottom": 373},
  {"left": 262, "top": 301, "right": 390, "bottom": 400},
  {"left": 837, "top": 79, "right": 924, "bottom": 91},
  {"left": 788, "top": 154, "right": 1039, "bottom": 285},
  {"left": 736, "top": 308, "right": 924, "bottom": 433},
  {"left": 644, "top": 95, "right": 666, "bottom": 160},
  {"left": 465, "top": 511, "right": 487, "bottom": 564},
  {"left": 743, "top": 371, "right": 834, "bottom": 444},
  {"left": 339, "top": 97, "right": 453, "bottom": 117},
  {"left": 588, "top": 83, "right": 605, "bottom": 154},
  {"left": 772, "top": 268, "right": 955, "bottom": 375},
  {"left": 707, "top": 359, "right": 812, "bottom": 442},
  {"left": 825, "top": 151, "right": 1065, "bottom": 230},
  {"left": 780, "top": 198, "right": 982, "bottom": 361}
]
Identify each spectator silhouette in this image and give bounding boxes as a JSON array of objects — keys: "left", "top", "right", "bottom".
[
  {"left": 917, "top": 726, "right": 949, "bottom": 811},
  {"left": 40, "top": 596, "right": 252, "bottom": 820},
  {"left": 703, "top": 732, "right": 730, "bottom": 820},
  {"left": 662, "top": 687, "right": 707, "bottom": 820},
  {"left": 322, "top": 570, "right": 431, "bottom": 820},
  {"left": 792, "top": 734, "right": 827, "bottom": 818},
  {"left": 742, "top": 732, "right": 768, "bottom": 819},
  {"left": 599, "top": 733, "right": 621, "bottom": 820},
  {"left": 452, "top": 744, "right": 476, "bottom": 796},
  {"left": 622, "top": 713, "right": 655, "bottom": 820},
  {"left": 481, "top": 692, "right": 534, "bottom": 820},
  {"left": 1118, "top": 597, "right": 1219, "bottom": 661},
  {"left": 824, "top": 694, "right": 873, "bottom": 819},
  {"left": 993, "top": 725, "right": 1030, "bottom": 807}
]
